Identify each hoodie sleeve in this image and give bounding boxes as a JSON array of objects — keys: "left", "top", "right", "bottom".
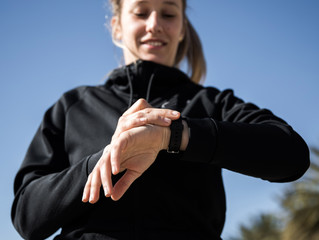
[
  {"left": 11, "top": 88, "right": 103, "bottom": 240},
  {"left": 180, "top": 88, "right": 310, "bottom": 182}
]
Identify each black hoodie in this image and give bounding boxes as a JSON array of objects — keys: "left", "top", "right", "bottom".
[{"left": 12, "top": 60, "right": 309, "bottom": 240}]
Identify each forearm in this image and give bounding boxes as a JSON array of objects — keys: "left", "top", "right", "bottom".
[
  {"left": 178, "top": 117, "right": 309, "bottom": 182},
  {"left": 214, "top": 121, "right": 309, "bottom": 182},
  {"left": 12, "top": 155, "right": 96, "bottom": 239}
]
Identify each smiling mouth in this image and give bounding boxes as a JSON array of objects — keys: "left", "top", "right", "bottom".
[{"left": 142, "top": 40, "right": 166, "bottom": 47}]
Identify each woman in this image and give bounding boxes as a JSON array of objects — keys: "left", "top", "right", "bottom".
[{"left": 11, "top": 0, "right": 310, "bottom": 239}]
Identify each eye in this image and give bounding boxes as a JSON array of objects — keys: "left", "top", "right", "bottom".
[
  {"left": 132, "top": 6, "right": 149, "bottom": 19},
  {"left": 162, "top": 13, "right": 176, "bottom": 18},
  {"left": 161, "top": 10, "right": 177, "bottom": 19},
  {"left": 134, "top": 12, "right": 148, "bottom": 18}
]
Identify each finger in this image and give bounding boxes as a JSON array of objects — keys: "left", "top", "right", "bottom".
[
  {"left": 111, "top": 170, "right": 140, "bottom": 201},
  {"left": 82, "top": 173, "right": 93, "bottom": 202},
  {"left": 88, "top": 169, "right": 102, "bottom": 204},
  {"left": 112, "top": 99, "right": 151, "bottom": 139},
  {"left": 110, "top": 135, "right": 129, "bottom": 175},
  {"left": 122, "top": 98, "right": 151, "bottom": 116},
  {"left": 100, "top": 151, "right": 113, "bottom": 197},
  {"left": 114, "top": 109, "right": 180, "bottom": 140},
  {"left": 114, "top": 98, "right": 150, "bottom": 135},
  {"left": 135, "top": 108, "right": 180, "bottom": 126}
]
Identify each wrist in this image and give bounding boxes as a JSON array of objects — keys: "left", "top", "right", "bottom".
[
  {"left": 166, "top": 117, "right": 189, "bottom": 153},
  {"left": 180, "top": 120, "right": 189, "bottom": 151},
  {"left": 162, "top": 118, "right": 189, "bottom": 152},
  {"left": 161, "top": 126, "right": 171, "bottom": 151},
  {"left": 167, "top": 118, "right": 183, "bottom": 153}
]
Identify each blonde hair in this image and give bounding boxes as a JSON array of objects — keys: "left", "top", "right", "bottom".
[{"left": 109, "top": 0, "right": 206, "bottom": 83}]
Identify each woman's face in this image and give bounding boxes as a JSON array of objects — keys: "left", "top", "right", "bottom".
[{"left": 112, "top": 0, "right": 185, "bottom": 66}]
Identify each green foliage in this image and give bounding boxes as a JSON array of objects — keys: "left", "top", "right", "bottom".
[
  {"left": 234, "top": 213, "right": 282, "bottom": 240},
  {"left": 280, "top": 146, "right": 319, "bottom": 240},
  {"left": 231, "top": 146, "right": 319, "bottom": 240}
]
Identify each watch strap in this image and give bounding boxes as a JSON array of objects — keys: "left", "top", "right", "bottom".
[{"left": 167, "top": 117, "right": 184, "bottom": 153}]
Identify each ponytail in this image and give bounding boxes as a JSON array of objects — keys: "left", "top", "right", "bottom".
[{"left": 175, "top": 5, "right": 206, "bottom": 83}]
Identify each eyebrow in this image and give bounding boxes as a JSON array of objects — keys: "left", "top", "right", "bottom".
[
  {"left": 163, "top": 1, "right": 180, "bottom": 8},
  {"left": 133, "top": 0, "right": 181, "bottom": 9}
]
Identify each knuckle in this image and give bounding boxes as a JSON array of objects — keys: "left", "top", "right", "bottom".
[
  {"left": 126, "top": 119, "right": 135, "bottom": 129},
  {"left": 122, "top": 179, "right": 131, "bottom": 188},
  {"left": 157, "top": 115, "right": 164, "bottom": 121},
  {"left": 140, "top": 108, "right": 151, "bottom": 115},
  {"left": 112, "top": 138, "right": 121, "bottom": 149},
  {"left": 145, "top": 108, "right": 152, "bottom": 114},
  {"left": 117, "top": 119, "right": 123, "bottom": 128},
  {"left": 138, "top": 98, "right": 147, "bottom": 105},
  {"left": 161, "top": 109, "right": 169, "bottom": 115},
  {"left": 136, "top": 111, "right": 144, "bottom": 118},
  {"left": 124, "top": 118, "right": 132, "bottom": 127},
  {"left": 118, "top": 115, "right": 125, "bottom": 123}
]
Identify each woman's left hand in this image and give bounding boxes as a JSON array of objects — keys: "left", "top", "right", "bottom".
[
  {"left": 83, "top": 122, "right": 170, "bottom": 202},
  {"left": 110, "top": 123, "right": 170, "bottom": 200},
  {"left": 82, "top": 99, "right": 179, "bottom": 203}
]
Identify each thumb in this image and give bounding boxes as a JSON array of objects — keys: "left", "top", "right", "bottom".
[{"left": 111, "top": 170, "right": 140, "bottom": 201}]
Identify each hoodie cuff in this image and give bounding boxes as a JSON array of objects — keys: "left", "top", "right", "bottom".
[
  {"left": 86, "top": 149, "right": 104, "bottom": 175},
  {"left": 181, "top": 118, "right": 217, "bottom": 164}
]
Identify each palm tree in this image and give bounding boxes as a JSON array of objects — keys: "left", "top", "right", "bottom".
[
  {"left": 230, "top": 146, "right": 319, "bottom": 240},
  {"left": 228, "top": 213, "right": 282, "bottom": 240},
  {"left": 280, "top": 146, "right": 319, "bottom": 240}
]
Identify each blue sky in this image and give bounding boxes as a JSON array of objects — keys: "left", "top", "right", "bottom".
[{"left": 1, "top": 0, "right": 318, "bottom": 239}]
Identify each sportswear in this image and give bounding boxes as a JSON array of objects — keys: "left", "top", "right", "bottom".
[{"left": 12, "top": 60, "right": 310, "bottom": 240}]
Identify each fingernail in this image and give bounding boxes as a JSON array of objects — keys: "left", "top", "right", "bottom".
[
  {"left": 104, "top": 187, "right": 109, "bottom": 196},
  {"left": 112, "top": 165, "right": 117, "bottom": 175},
  {"left": 140, "top": 117, "right": 146, "bottom": 122},
  {"left": 164, "top": 117, "right": 171, "bottom": 123},
  {"left": 172, "top": 111, "right": 179, "bottom": 116}
]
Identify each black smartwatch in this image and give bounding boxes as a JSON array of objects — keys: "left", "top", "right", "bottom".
[{"left": 167, "top": 117, "right": 184, "bottom": 153}]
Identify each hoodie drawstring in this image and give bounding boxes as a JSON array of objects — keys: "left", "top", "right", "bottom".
[
  {"left": 145, "top": 73, "right": 155, "bottom": 102},
  {"left": 125, "top": 67, "right": 134, "bottom": 108},
  {"left": 125, "top": 67, "right": 156, "bottom": 108}
]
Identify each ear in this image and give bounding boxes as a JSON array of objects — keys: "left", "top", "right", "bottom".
[
  {"left": 111, "top": 16, "right": 122, "bottom": 41},
  {"left": 179, "top": 34, "right": 184, "bottom": 42},
  {"left": 179, "top": 19, "right": 187, "bottom": 42}
]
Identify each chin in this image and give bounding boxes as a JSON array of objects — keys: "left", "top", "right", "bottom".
[{"left": 140, "top": 56, "right": 173, "bottom": 67}]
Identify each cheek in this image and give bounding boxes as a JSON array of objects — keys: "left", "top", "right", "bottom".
[
  {"left": 167, "top": 23, "right": 184, "bottom": 41},
  {"left": 169, "top": 29, "right": 183, "bottom": 45},
  {"left": 123, "top": 23, "right": 144, "bottom": 42}
]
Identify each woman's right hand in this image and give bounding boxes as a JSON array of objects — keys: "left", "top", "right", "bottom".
[
  {"left": 82, "top": 99, "right": 180, "bottom": 203},
  {"left": 111, "top": 98, "right": 179, "bottom": 140}
]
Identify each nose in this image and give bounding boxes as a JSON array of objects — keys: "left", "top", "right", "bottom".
[{"left": 146, "top": 11, "right": 162, "bottom": 33}]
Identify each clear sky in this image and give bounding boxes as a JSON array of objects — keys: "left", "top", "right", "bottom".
[{"left": 1, "top": 0, "right": 318, "bottom": 239}]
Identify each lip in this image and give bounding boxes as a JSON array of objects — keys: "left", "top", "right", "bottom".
[{"left": 141, "top": 38, "right": 167, "bottom": 48}]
